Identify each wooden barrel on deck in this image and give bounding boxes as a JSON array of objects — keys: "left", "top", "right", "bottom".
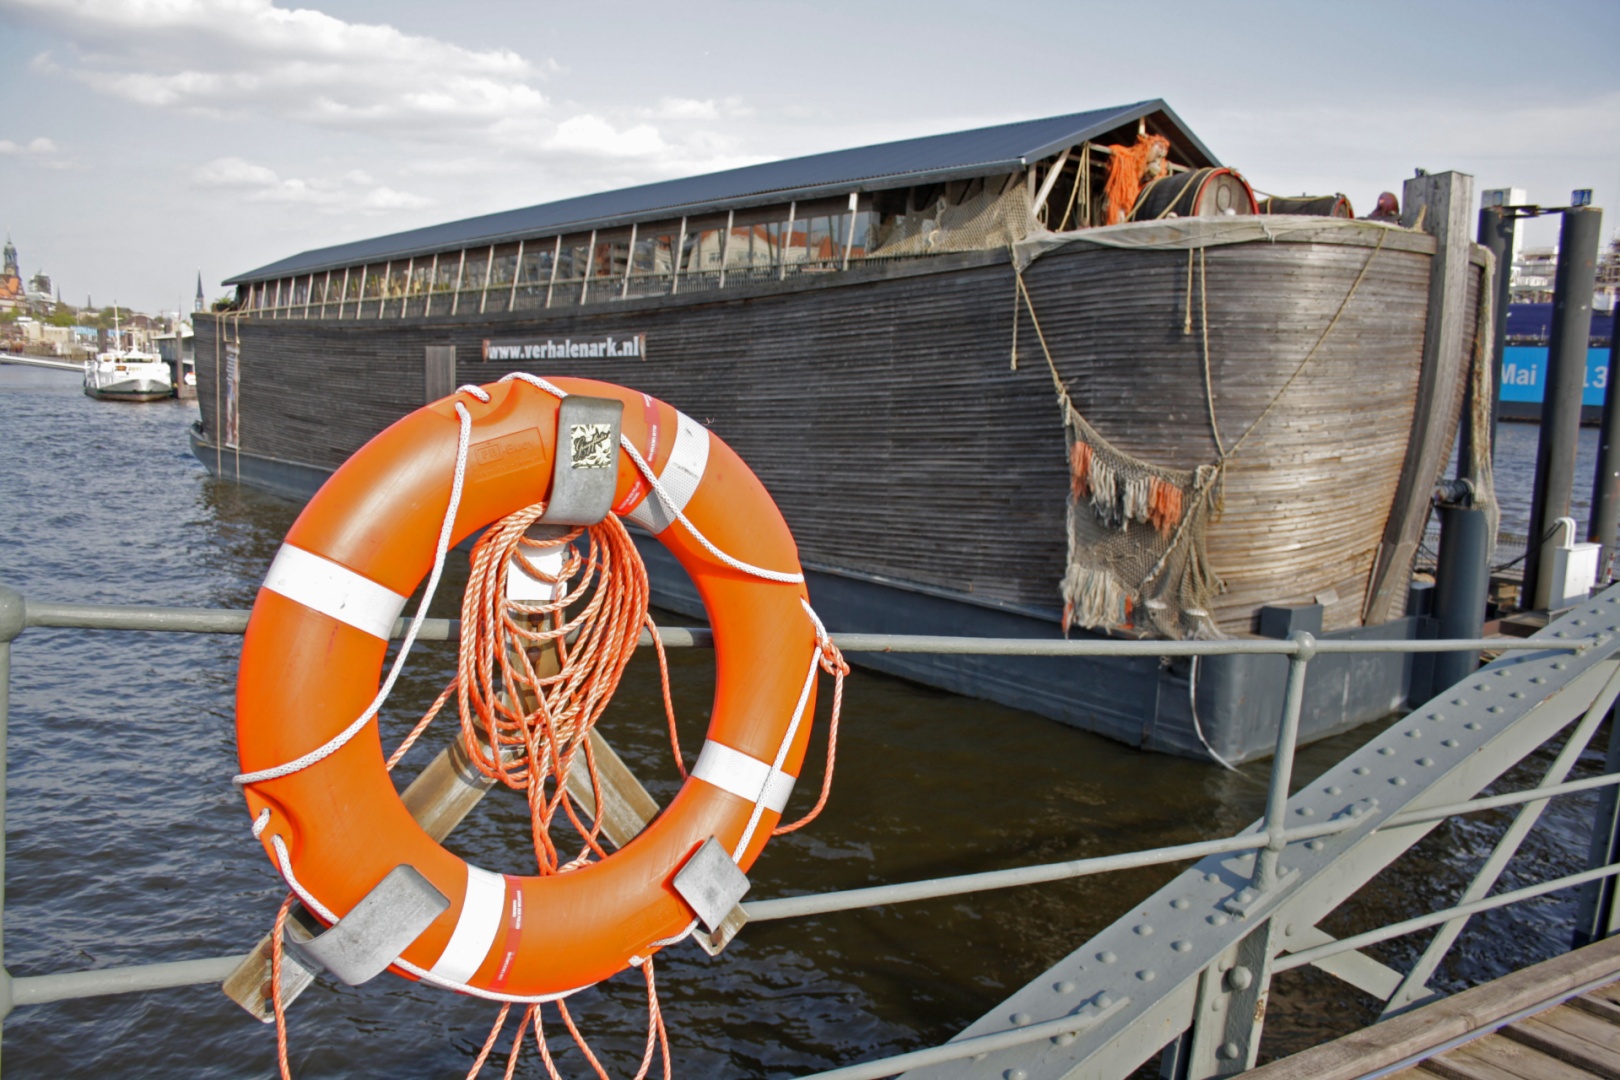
[{"left": 1133, "top": 168, "right": 1259, "bottom": 221}]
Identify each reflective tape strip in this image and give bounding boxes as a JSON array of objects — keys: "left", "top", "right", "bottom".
[
  {"left": 428, "top": 864, "right": 505, "bottom": 985},
  {"left": 625, "top": 410, "right": 709, "bottom": 534},
  {"left": 691, "top": 740, "right": 795, "bottom": 814},
  {"left": 261, "top": 544, "right": 408, "bottom": 641}
]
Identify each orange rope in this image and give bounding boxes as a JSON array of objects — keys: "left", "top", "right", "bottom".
[
  {"left": 647, "top": 613, "right": 686, "bottom": 778},
  {"left": 464, "top": 1004, "right": 512, "bottom": 1079},
  {"left": 270, "top": 893, "right": 296, "bottom": 1080},
  {"left": 772, "top": 637, "right": 848, "bottom": 836},
  {"left": 450, "top": 502, "right": 677, "bottom": 1079},
  {"left": 455, "top": 503, "right": 648, "bottom": 874}
]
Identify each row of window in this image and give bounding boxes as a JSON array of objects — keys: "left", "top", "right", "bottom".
[{"left": 240, "top": 205, "right": 880, "bottom": 319}]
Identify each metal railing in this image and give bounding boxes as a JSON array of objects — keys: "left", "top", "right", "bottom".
[{"left": 1, "top": 583, "right": 1617, "bottom": 1080}]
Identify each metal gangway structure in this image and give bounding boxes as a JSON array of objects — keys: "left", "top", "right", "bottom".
[{"left": 4, "top": 582, "right": 1620, "bottom": 1078}]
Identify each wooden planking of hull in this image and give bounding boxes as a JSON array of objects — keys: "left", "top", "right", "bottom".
[{"left": 192, "top": 216, "right": 1481, "bottom": 760}]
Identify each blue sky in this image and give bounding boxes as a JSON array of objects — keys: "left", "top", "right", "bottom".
[{"left": 1, "top": 0, "right": 1617, "bottom": 315}]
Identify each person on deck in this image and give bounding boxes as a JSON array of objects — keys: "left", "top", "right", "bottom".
[{"left": 1364, "top": 192, "right": 1400, "bottom": 222}]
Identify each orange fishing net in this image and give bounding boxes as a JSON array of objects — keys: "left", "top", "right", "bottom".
[{"left": 1103, "top": 134, "right": 1170, "bottom": 225}]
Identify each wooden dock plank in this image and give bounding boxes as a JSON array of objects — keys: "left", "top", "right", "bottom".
[
  {"left": 1240, "top": 936, "right": 1620, "bottom": 1080},
  {"left": 1574, "top": 994, "right": 1620, "bottom": 1026},
  {"left": 1420, "top": 1034, "right": 1599, "bottom": 1080},
  {"left": 1502, "top": 1007, "right": 1620, "bottom": 1078}
]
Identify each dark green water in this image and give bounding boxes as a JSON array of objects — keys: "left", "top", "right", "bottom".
[{"left": 0, "top": 365, "right": 1606, "bottom": 1077}]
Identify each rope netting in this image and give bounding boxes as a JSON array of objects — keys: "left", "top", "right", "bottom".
[
  {"left": 1060, "top": 407, "right": 1226, "bottom": 639},
  {"left": 866, "top": 177, "right": 1037, "bottom": 258}
]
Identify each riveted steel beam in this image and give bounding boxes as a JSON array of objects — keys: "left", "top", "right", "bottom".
[{"left": 900, "top": 588, "right": 1620, "bottom": 1080}]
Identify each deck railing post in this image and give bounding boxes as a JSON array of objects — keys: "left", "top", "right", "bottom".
[
  {"left": 1251, "top": 632, "right": 1315, "bottom": 894},
  {"left": 0, "top": 584, "right": 24, "bottom": 1050},
  {"left": 1575, "top": 705, "right": 1620, "bottom": 947}
]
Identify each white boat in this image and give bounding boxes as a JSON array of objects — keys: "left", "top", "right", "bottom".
[
  {"left": 85, "top": 307, "right": 174, "bottom": 402},
  {"left": 83, "top": 347, "right": 173, "bottom": 402}
]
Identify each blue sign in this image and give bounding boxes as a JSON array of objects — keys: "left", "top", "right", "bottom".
[{"left": 1499, "top": 345, "right": 1613, "bottom": 407}]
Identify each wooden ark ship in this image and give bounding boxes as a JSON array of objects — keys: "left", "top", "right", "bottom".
[{"left": 192, "top": 99, "right": 1493, "bottom": 763}]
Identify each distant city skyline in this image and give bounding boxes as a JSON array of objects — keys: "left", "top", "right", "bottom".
[{"left": 1, "top": 0, "right": 1617, "bottom": 315}]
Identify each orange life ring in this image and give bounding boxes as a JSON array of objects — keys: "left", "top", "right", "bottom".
[{"left": 235, "top": 375, "right": 821, "bottom": 998}]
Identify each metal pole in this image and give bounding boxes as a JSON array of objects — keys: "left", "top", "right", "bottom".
[
  {"left": 509, "top": 240, "right": 525, "bottom": 310},
  {"left": 1592, "top": 286, "right": 1620, "bottom": 582},
  {"left": 544, "top": 235, "right": 560, "bottom": 309},
  {"left": 1250, "top": 632, "right": 1314, "bottom": 893},
  {"left": 1432, "top": 504, "right": 1490, "bottom": 689},
  {"left": 1575, "top": 712, "right": 1620, "bottom": 947},
  {"left": 1526, "top": 206, "right": 1604, "bottom": 609},
  {"left": 0, "top": 585, "right": 22, "bottom": 1048},
  {"left": 1477, "top": 205, "right": 1515, "bottom": 463}
]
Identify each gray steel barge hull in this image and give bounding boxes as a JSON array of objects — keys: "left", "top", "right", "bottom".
[{"left": 190, "top": 424, "right": 1435, "bottom": 764}]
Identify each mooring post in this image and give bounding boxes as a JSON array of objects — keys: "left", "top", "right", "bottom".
[
  {"left": 1592, "top": 292, "right": 1620, "bottom": 584},
  {"left": 1432, "top": 502, "right": 1490, "bottom": 688},
  {"left": 1526, "top": 205, "right": 1604, "bottom": 609},
  {"left": 1477, "top": 204, "right": 1516, "bottom": 457},
  {"left": 1364, "top": 171, "right": 1474, "bottom": 624}
]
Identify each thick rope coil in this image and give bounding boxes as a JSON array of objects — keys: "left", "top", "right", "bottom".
[{"left": 456, "top": 503, "right": 648, "bottom": 874}]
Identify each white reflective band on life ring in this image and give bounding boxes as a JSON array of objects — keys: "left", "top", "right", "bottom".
[
  {"left": 625, "top": 410, "right": 709, "bottom": 534},
  {"left": 690, "top": 740, "right": 795, "bottom": 814},
  {"left": 428, "top": 863, "right": 505, "bottom": 984},
  {"left": 261, "top": 544, "right": 408, "bottom": 641}
]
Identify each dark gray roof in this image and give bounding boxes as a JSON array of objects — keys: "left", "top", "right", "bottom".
[{"left": 228, "top": 99, "right": 1214, "bottom": 285}]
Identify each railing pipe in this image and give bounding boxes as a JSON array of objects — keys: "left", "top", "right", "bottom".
[
  {"left": 744, "top": 772, "right": 1620, "bottom": 924},
  {"left": 745, "top": 818, "right": 1357, "bottom": 923},
  {"left": 13, "top": 599, "right": 1592, "bottom": 658},
  {"left": 1274, "top": 858, "right": 1620, "bottom": 974},
  {"left": 11, "top": 955, "right": 246, "bottom": 1008},
  {"left": 1384, "top": 770, "right": 1620, "bottom": 828},
  {"left": 1252, "top": 633, "right": 1314, "bottom": 892},
  {"left": 0, "top": 585, "right": 22, "bottom": 1053}
]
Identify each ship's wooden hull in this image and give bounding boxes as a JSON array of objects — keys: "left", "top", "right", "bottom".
[{"left": 193, "top": 220, "right": 1481, "bottom": 760}]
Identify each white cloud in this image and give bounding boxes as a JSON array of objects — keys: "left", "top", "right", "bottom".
[
  {"left": 0, "top": 136, "right": 60, "bottom": 156},
  {"left": 639, "top": 97, "right": 718, "bottom": 121},
  {"left": 191, "top": 155, "right": 431, "bottom": 214},
  {"left": 193, "top": 155, "right": 280, "bottom": 187},
  {"left": 4, "top": 0, "right": 548, "bottom": 139},
  {"left": 357, "top": 186, "right": 433, "bottom": 211},
  {"left": 6, "top": 0, "right": 775, "bottom": 189},
  {"left": 545, "top": 115, "right": 666, "bottom": 157},
  {"left": 641, "top": 95, "right": 754, "bottom": 122}
]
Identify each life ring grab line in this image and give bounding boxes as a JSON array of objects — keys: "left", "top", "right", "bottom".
[
  {"left": 237, "top": 377, "right": 831, "bottom": 1001},
  {"left": 234, "top": 399, "right": 476, "bottom": 788},
  {"left": 254, "top": 809, "right": 592, "bottom": 1005},
  {"left": 498, "top": 371, "right": 805, "bottom": 586},
  {"left": 244, "top": 626, "right": 832, "bottom": 1006}
]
